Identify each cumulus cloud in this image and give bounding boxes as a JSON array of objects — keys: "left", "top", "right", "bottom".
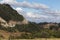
[
  {"left": 15, "top": 7, "right": 23, "bottom": 14},
  {"left": 15, "top": 7, "right": 27, "bottom": 17}
]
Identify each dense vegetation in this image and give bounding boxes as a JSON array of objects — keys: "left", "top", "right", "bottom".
[
  {"left": 0, "top": 22, "right": 60, "bottom": 39},
  {"left": 0, "top": 4, "right": 24, "bottom": 21}
]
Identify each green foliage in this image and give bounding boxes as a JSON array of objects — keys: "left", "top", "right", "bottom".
[
  {"left": 20, "top": 33, "right": 33, "bottom": 39},
  {"left": 6, "top": 27, "right": 16, "bottom": 32},
  {"left": 0, "top": 4, "right": 24, "bottom": 21},
  {"left": 54, "top": 31, "right": 60, "bottom": 38},
  {"left": 14, "top": 22, "right": 41, "bottom": 33},
  {"left": 33, "top": 32, "right": 50, "bottom": 38},
  {"left": 0, "top": 25, "right": 7, "bottom": 30},
  {"left": 1, "top": 22, "right": 60, "bottom": 38},
  {"left": 49, "top": 25, "right": 59, "bottom": 30}
]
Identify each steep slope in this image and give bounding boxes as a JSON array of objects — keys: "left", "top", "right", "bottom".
[
  {"left": 0, "top": 4, "right": 28, "bottom": 27},
  {"left": 0, "top": 4, "right": 24, "bottom": 21}
]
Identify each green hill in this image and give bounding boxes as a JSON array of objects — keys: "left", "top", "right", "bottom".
[{"left": 0, "top": 4, "right": 24, "bottom": 21}]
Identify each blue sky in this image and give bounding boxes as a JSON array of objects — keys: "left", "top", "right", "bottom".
[
  {"left": 0, "top": 0, "right": 60, "bottom": 23},
  {"left": 0, "top": 0, "right": 60, "bottom": 10},
  {"left": 17, "top": 0, "right": 60, "bottom": 10}
]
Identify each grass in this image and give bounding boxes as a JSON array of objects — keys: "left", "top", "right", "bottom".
[{"left": 0, "top": 38, "right": 60, "bottom": 40}]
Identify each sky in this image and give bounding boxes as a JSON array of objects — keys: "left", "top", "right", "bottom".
[{"left": 0, "top": 0, "right": 60, "bottom": 23}]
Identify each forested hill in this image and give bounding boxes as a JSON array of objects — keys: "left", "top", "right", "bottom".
[{"left": 0, "top": 4, "right": 24, "bottom": 21}]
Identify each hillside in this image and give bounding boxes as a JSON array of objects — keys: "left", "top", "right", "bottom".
[
  {"left": 0, "top": 4, "right": 29, "bottom": 27},
  {"left": 0, "top": 4, "right": 60, "bottom": 39},
  {"left": 0, "top": 4, "right": 24, "bottom": 21}
]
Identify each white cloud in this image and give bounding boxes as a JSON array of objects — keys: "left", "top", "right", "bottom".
[
  {"left": 26, "top": 12, "right": 49, "bottom": 19},
  {"left": 0, "top": 0, "right": 49, "bottom": 10},
  {"left": 16, "top": 8, "right": 23, "bottom": 11},
  {"left": 44, "top": 9, "right": 60, "bottom": 16},
  {"left": 15, "top": 7, "right": 26, "bottom": 16},
  {"left": 0, "top": 0, "right": 17, "bottom": 4},
  {"left": 0, "top": 0, "right": 60, "bottom": 23},
  {"left": 15, "top": 7, "right": 23, "bottom": 13}
]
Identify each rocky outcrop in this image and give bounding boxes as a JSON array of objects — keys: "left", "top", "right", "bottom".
[{"left": 0, "top": 17, "right": 28, "bottom": 27}]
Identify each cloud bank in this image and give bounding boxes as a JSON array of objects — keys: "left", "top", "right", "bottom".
[
  {"left": 0, "top": 0, "right": 60, "bottom": 23},
  {"left": 0, "top": 0, "right": 49, "bottom": 10}
]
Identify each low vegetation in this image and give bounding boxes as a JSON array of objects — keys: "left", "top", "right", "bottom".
[{"left": 0, "top": 4, "right": 60, "bottom": 39}]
